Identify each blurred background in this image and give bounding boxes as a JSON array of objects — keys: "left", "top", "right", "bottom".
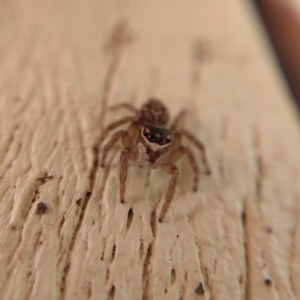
[{"left": 255, "top": 0, "right": 300, "bottom": 111}]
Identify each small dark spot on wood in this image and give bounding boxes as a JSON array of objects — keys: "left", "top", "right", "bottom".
[
  {"left": 165, "top": 288, "right": 167, "bottom": 294},
  {"left": 87, "top": 285, "right": 92, "bottom": 298},
  {"left": 264, "top": 278, "right": 272, "bottom": 286},
  {"left": 266, "top": 227, "right": 273, "bottom": 234},
  {"left": 93, "top": 158, "right": 99, "bottom": 168},
  {"left": 36, "top": 202, "right": 48, "bottom": 215},
  {"left": 76, "top": 199, "right": 82, "bottom": 205},
  {"left": 195, "top": 282, "right": 205, "bottom": 295},
  {"left": 241, "top": 210, "right": 246, "bottom": 223},
  {"left": 239, "top": 274, "right": 243, "bottom": 284},
  {"left": 86, "top": 191, "right": 92, "bottom": 197},
  {"left": 139, "top": 241, "right": 144, "bottom": 259},
  {"left": 15, "top": 96, "right": 20, "bottom": 102},
  {"left": 63, "top": 262, "right": 71, "bottom": 273}
]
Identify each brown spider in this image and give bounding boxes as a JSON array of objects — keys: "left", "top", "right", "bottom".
[{"left": 99, "top": 98, "right": 211, "bottom": 222}]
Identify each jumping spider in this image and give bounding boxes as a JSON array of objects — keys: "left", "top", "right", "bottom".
[{"left": 99, "top": 98, "right": 211, "bottom": 222}]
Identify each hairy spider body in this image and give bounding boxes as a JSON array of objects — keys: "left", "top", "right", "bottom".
[{"left": 99, "top": 98, "right": 210, "bottom": 222}]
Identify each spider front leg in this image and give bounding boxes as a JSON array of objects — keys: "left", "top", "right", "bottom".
[
  {"left": 100, "top": 130, "right": 132, "bottom": 167},
  {"left": 100, "top": 129, "right": 137, "bottom": 204},
  {"left": 170, "top": 146, "right": 199, "bottom": 192},
  {"left": 158, "top": 163, "right": 179, "bottom": 222},
  {"left": 98, "top": 116, "right": 138, "bottom": 147}
]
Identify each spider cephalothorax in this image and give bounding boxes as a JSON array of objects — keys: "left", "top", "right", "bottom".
[{"left": 99, "top": 98, "right": 211, "bottom": 222}]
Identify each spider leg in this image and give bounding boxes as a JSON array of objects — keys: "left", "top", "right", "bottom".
[
  {"left": 171, "top": 131, "right": 182, "bottom": 150},
  {"left": 170, "top": 110, "right": 186, "bottom": 132},
  {"left": 101, "top": 129, "right": 137, "bottom": 203},
  {"left": 169, "top": 110, "right": 185, "bottom": 149},
  {"left": 137, "top": 142, "right": 147, "bottom": 168},
  {"left": 169, "top": 146, "right": 199, "bottom": 192},
  {"left": 98, "top": 115, "right": 138, "bottom": 146},
  {"left": 179, "top": 129, "right": 211, "bottom": 175},
  {"left": 109, "top": 103, "right": 140, "bottom": 114},
  {"left": 100, "top": 129, "right": 133, "bottom": 167},
  {"left": 158, "top": 163, "right": 179, "bottom": 222}
]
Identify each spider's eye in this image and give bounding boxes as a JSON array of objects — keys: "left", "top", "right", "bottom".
[
  {"left": 148, "top": 134, "right": 156, "bottom": 142},
  {"left": 143, "top": 131, "right": 148, "bottom": 136},
  {"left": 158, "top": 137, "right": 166, "bottom": 144}
]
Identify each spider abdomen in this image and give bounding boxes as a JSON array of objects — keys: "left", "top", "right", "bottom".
[{"left": 141, "top": 98, "right": 169, "bottom": 126}]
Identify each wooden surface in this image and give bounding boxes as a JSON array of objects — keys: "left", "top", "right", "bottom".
[{"left": 0, "top": 0, "right": 300, "bottom": 299}]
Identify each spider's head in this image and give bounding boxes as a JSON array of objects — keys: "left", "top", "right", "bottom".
[{"left": 141, "top": 125, "right": 172, "bottom": 151}]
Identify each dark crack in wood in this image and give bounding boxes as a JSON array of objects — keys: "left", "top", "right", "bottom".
[
  {"left": 111, "top": 244, "right": 116, "bottom": 263},
  {"left": 171, "top": 269, "right": 176, "bottom": 285},
  {"left": 195, "top": 282, "right": 205, "bottom": 295},
  {"left": 253, "top": 128, "right": 264, "bottom": 207},
  {"left": 108, "top": 285, "right": 115, "bottom": 300},
  {"left": 60, "top": 191, "right": 92, "bottom": 298},
  {"left": 71, "top": 29, "right": 137, "bottom": 282},
  {"left": 142, "top": 245, "right": 152, "bottom": 300},
  {"left": 126, "top": 208, "right": 134, "bottom": 232},
  {"left": 35, "top": 175, "right": 53, "bottom": 182},
  {"left": 242, "top": 199, "right": 251, "bottom": 300}
]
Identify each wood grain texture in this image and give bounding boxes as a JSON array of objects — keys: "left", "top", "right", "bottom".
[{"left": 0, "top": 0, "right": 300, "bottom": 299}]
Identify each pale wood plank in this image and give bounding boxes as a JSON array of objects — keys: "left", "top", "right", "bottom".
[{"left": 0, "top": 1, "right": 300, "bottom": 300}]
